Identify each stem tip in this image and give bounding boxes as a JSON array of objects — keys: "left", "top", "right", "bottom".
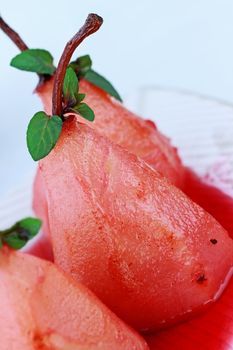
[{"left": 52, "top": 13, "right": 103, "bottom": 116}]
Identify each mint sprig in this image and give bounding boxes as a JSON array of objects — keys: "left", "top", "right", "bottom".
[
  {"left": 10, "top": 49, "right": 122, "bottom": 101},
  {"left": 63, "top": 67, "right": 95, "bottom": 122},
  {"left": 9, "top": 15, "right": 109, "bottom": 162},
  {"left": 10, "top": 49, "right": 56, "bottom": 75},
  {"left": 71, "top": 55, "right": 122, "bottom": 101},
  {"left": 0, "top": 217, "right": 41, "bottom": 250},
  {"left": 26, "top": 68, "right": 95, "bottom": 161}
]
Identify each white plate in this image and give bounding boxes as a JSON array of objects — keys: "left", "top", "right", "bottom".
[{"left": 1, "top": 88, "right": 233, "bottom": 224}]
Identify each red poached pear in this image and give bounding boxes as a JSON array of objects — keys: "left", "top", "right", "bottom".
[
  {"left": 0, "top": 247, "right": 148, "bottom": 350},
  {"left": 36, "top": 117, "right": 233, "bottom": 332}
]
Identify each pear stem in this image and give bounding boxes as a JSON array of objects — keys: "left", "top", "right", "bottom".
[
  {"left": 0, "top": 16, "right": 28, "bottom": 51},
  {"left": 0, "top": 16, "right": 47, "bottom": 83},
  {"left": 52, "top": 13, "right": 103, "bottom": 116}
]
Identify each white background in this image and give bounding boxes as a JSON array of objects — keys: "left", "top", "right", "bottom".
[{"left": 1, "top": 0, "right": 233, "bottom": 197}]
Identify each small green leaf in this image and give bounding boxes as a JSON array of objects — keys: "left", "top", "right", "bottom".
[
  {"left": 70, "top": 55, "right": 122, "bottom": 101},
  {"left": 3, "top": 235, "right": 26, "bottom": 250},
  {"left": 85, "top": 69, "right": 122, "bottom": 102},
  {"left": 0, "top": 217, "right": 41, "bottom": 250},
  {"left": 63, "top": 67, "right": 79, "bottom": 106},
  {"left": 70, "top": 55, "right": 92, "bottom": 77},
  {"left": 76, "top": 55, "right": 92, "bottom": 73},
  {"left": 77, "top": 55, "right": 92, "bottom": 69},
  {"left": 27, "top": 112, "right": 63, "bottom": 161},
  {"left": 76, "top": 93, "right": 86, "bottom": 103},
  {"left": 73, "top": 103, "right": 95, "bottom": 121},
  {"left": 10, "top": 49, "right": 56, "bottom": 75}
]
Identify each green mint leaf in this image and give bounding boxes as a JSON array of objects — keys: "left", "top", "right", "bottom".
[
  {"left": 76, "top": 55, "right": 92, "bottom": 73},
  {"left": 0, "top": 217, "right": 41, "bottom": 250},
  {"left": 85, "top": 69, "right": 122, "bottom": 102},
  {"left": 76, "top": 93, "right": 86, "bottom": 103},
  {"left": 70, "top": 55, "right": 122, "bottom": 101},
  {"left": 73, "top": 103, "right": 95, "bottom": 121},
  {"left": 27, "top": 112, "right": 63, "bottom": 161},
  {"left": 3, "top": 235, "right": 26, "bottom": 250},
  {"left": 70, "top": 55, "right": 92, "bottom": 77},
  {"left": 63, "top": 67, "right": 79, "bottom": 106},
  {"left": 10, "top": 49, "right": 56, "bottom": 75}
]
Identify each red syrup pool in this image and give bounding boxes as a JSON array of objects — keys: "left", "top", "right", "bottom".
[
  {"left": 145, "top": 167, "right": 233, "bottom": 350},
  {"left": 184, "top": 168, "right": 233, "bottom": 239}
]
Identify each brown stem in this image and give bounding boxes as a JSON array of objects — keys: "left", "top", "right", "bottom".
[
  {"left": 52, "top": 13, "right": 103, "bottom": 116},
  {"left": 0, "top": 16, "right": 28, "bottom": 51},
  {"left": 0, "top": 15, "right": 48, "bottom": 83}
]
